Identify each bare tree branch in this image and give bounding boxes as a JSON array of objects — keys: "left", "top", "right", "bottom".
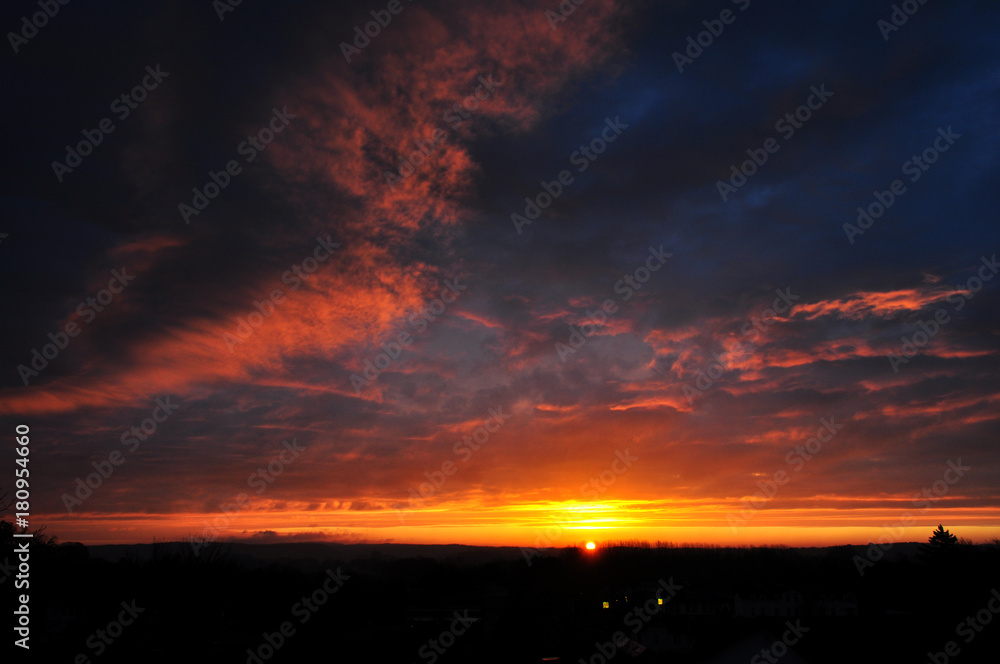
[{"left": 0, "top": 489, "right": 12, "bottom": 516}]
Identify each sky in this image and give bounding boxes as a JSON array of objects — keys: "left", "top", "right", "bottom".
[{"left": 1, "top": 0, "right": 999, "bottom": 548}]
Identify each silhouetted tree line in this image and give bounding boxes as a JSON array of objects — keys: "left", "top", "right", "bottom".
[{"left": 2, "top": 515, "right": 999, "bottom": 663}]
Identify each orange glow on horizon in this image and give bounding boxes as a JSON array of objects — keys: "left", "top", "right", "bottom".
[{"left": 33, "top": 498, "right": 1000, "bottom": 548}]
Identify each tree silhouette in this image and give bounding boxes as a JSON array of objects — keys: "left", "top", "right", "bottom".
[
  {"left": 0, "top": 489, "right": 12, "bottom": 551},
  {"left": 0, "top": 486, "right": 57, "bottom": 548},
  {"left": 919, "top": 524, "right": 958, "bottom": 563},
  {"left": 928, "top": 524, "right": 958, "bottom": 547}
]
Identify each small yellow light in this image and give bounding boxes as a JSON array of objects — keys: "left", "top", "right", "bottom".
[
  {"left": 603, "top": 601, "right": 610, "bottom": 609},
  {"left": 586, "top": 541, "right": 596, "bottom": 550},
  {"left": 658, "top": 598, "right": 663, "bottom": 605}
]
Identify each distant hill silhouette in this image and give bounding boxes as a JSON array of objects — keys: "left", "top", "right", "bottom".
[{"left": 6, "top": 531, "right": 999, "bottom": 663}]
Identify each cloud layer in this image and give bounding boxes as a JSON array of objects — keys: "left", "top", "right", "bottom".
[{"left": 1, "top": 0, "right": 998, "bottom": 546}]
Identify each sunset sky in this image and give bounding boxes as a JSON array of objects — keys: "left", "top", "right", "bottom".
[{"left": 1, "top": 0, "right": 998, "bottom": 548}]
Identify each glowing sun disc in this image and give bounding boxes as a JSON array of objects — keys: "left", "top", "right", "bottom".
[{"left": 585, "top": 541, "right": 596, "bottom": 550}]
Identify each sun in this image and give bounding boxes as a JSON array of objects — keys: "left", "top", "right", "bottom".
[{"left": 585, "top": 541, "right": 596, "bottom": 550}]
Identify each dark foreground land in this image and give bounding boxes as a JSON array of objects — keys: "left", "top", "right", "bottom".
[{"left": 10, "top": 535, "right": 1000, "bottom": 663}]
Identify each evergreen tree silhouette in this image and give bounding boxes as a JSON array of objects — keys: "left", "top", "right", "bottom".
[{"left": 919, "top": 524, "right": 958, "bottom": 562}]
